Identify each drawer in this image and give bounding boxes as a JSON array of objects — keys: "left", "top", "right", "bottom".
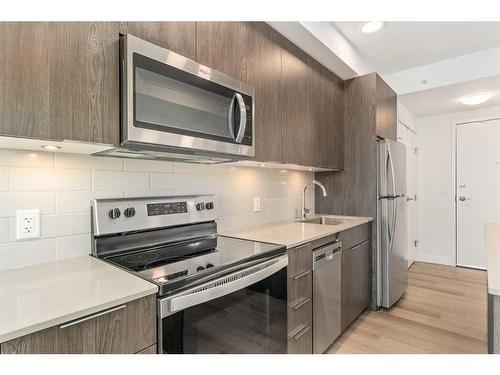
[
  {"left": 1, "top": 295, "right": 156, "bottom": 354},
  {"left": 288, "top": 324, "right": 312, "bottom": 354},
  {"left": 288, "top": 296, "right": 312, "bottom": 339},
  {"left": 288, "top": 243, "right": 312, "bottom": 277},
  {"left": 340, "top": 223, "right": 371, "bottom": 251},
  {"left": 288, "top": 268, "right": 312, "bottom": 307}
]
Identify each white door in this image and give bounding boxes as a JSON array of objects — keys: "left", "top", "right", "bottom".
[
  {"left": 456, "top": 119, "right": 500, "bottom": 269},
  {"left": 397, "top": 122, "right": 418, "bottom": 267}
]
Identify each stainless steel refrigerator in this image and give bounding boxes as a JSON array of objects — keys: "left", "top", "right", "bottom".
[{"left": 377, "top": 139, "right": 408, "bottom": 309}]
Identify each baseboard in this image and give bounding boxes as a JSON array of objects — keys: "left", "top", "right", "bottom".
[{"left": 415, "top": 253, "right": 454, "bottom": 266}]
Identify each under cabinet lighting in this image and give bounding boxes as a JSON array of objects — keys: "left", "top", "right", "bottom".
[{"left": 361, "top": 21, "right": 384, "bottom": 34}]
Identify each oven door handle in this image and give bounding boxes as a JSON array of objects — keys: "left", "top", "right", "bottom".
[{"left": 162, "top": 255, "right": 288, "bottom": 317}]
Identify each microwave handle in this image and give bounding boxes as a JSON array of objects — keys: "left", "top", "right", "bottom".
[{"left": 228, "top": 93, "right": 247, "bottom": 144}]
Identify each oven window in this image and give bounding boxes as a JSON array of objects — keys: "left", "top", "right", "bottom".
[{"left": 161, "top": 267, "right": 287, "bottom": 354}]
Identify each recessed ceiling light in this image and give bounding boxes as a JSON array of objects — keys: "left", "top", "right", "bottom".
[
  {"left": 460, "top": 93, "right": 494, "bottom": 106},
  {"left": 361, "top": 21, "right": 384, "bottom": 34},
  {"left": 40, "top": 145, "right": 62, "bottom": 150}
]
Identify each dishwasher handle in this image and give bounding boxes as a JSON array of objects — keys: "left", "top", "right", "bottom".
[{"left": 312, "top": 241, "right": 342, "bottom": 271}]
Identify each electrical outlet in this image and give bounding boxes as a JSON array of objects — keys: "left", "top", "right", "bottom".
[
  {"left": 16, "top": 209, "right": 40, "bottom": 240},
  {"left": 253, "top": 197, "right": 261, "bottom": 213}
]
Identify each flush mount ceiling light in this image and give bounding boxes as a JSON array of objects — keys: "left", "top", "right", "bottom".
[
  {"left": 361, "top": 21, "right": 384, "bottom": 34},
  {"left": 40, "top": 145, "right": 62, "bottom": 150},
  {"left": 460, "top": 92, "right": 494, "bottom": 106}
]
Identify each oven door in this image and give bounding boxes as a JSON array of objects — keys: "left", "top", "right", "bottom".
[
  {"left": 121, "top": 34, "right": 255, "bottom": 157},
  {"left": 158, "top": 255, "right": 288, "bottom": 354}
]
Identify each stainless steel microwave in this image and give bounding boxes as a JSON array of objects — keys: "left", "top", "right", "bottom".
[{"left": 98, "top": 34, "right": 255, "bottom": 163}]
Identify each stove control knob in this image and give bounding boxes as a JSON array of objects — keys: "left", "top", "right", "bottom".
[
  {"left": 196, "top": 202, "right": 205, "bottom": 211},
  {"left": 108, "top": 208, "right": 121, "bottom": 220},
  {"left": 124, "top": 207, "right": 136, "bottom": 218},
  {"left": 206, "top": 263, "right": 214, "bottom": 268},
  {"left": 196, "top": 266, "right": 206, "bottom": 272},
  {"left": 205, "top": 202, "right": 214, "bottom": 210}
]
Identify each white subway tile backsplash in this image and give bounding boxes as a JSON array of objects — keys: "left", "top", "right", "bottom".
[
  {"left": 56, "top": 191, "right": 123, "bottom": 213},
  {"left": 0, "top": 149, "right": 314, "bottom": 270},
  {"left": 0, "top": 149, "right": 54, "bottom": 168},
  {"left": 0, "top": 167, "right": 8, "bottom": 191},
  {"left": 92, "top": 170, "right": 149, "bottom": 191},
  {"left": 9, "top": 168, "right": 91, "bottom": 191},
  {"left": 0, "top": 239, "right": 56, "bottom": 270},
  {"left": 150, "top": 173, "right": 193, "bottom": 190},
  {"left": 55, "top": 154, "right": 123, "bottom": 171},
  {"left": 124, "top": 159, "right": 173, "bottom": 173},
  {"left": 55, "top": 233, "right": 91, "bottom": 260},
  {"left": 0, "top": 192, "right": 56, "bottom": 217}
]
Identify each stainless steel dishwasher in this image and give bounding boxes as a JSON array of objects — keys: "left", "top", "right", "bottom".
[{"left": 312, "top": 240, "right": 342, "bottom": 354}]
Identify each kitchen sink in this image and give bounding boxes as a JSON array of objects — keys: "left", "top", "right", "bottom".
[{"left": 296, "top": 216, "right": 354, "bottom": 225}]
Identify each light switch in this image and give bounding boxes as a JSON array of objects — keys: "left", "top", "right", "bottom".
[
  {"left": 253, "top": 197, "right": 261, "bottom": 213},
  {"left": 16, "top": 209, "right": 40, "bottom": 240}
]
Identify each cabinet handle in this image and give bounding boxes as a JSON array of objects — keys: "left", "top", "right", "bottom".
[
  {"left": 292, "top": 270, "right": 310, "bottom": 280},
  {"left": 293, "top": 325, "right": 311, "bottom": 340},
  {"left": 292, "top": 298, "right": 311, "bottom": 310},
  {"left": 59, "top": 304, "right": 127, "bottom": 329}
]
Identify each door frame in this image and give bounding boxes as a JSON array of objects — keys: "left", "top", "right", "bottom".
[{"left": 452, "top": 115, "right": 500, "bottom": 269}]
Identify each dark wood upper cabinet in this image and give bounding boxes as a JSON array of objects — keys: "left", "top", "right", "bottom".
[
  {"left": 0, "top": 22, "right": 120, "bottom": 146},
  {"left": 195, "top": 22, "right": 248, "bottom": 82},
  {"left": 280, "top": 39, "right": 310, "bottom": 166},
  {"left": 0, "top": 22, "right": 51, "bottom": 140},
  {"left": 376, "top": 74, "right": 397, "bottom": 140},
  {"left": 246, "top": 22, "right": 282, "bottom": 163},
  {"left": 49, "top": 22, "right": 120, "bottom": 145},
  {"left": 0, "top": 22, "right": 346, "bottom": 170},
  {"left": 120, "top": 22, "right": 196, "bottom": 60}
]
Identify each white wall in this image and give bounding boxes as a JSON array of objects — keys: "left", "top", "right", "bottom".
[
  {"left": 397, "top": 100, "right": 418, "bottom": 266},
  {"left": 0, "top": 149, "right": 314, "bottom": 270},
  {"left": 416, "top": 104, "right": 500, "bottom": 265}
]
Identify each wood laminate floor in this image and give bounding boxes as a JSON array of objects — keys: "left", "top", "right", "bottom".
[{"left": 328, "top": 261, "right": 488, "bottom": 354}]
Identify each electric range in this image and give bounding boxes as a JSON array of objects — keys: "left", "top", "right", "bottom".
[{"left": 91, "top": 195, "right": 288, "bottom": 354}]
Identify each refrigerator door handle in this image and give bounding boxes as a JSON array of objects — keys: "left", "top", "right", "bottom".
[
  {"left": 390, "top": 198, "right": 398, "bottom": 253},
  {"left": 387, "top": 143, "right": 396, "bottom": 197}
]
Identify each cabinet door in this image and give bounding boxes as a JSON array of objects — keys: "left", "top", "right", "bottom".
[
  {"left": 0, "top": 22, "right": 51, "bottom": 139},
  {"left": 359, "top": 240, "right": 373, "bottom": 309},
  {"left": 195, "top": 22, "right": 248, "bottom": 82},
  {"left": 280, "top": 39, "right": 311, "bottom": 165},
  {"left": 246, "top": 22, "right": 282, "bottom": 162},
  {"left": 341, "top": 248, "right": 357, "bottom": 331},
  {"left": 376, "top": 75, "right": 397, "bottom": 141},
  {"left": 49, "top": 22, "right": 120, "bottom": 145},
  {"left": 120, "top": 22, "right": 196, "bottom": 60},
  {"left": 0, "top": 295, "right": 156, "bottom": 354},
  {"left": 309, "top": 59, "right": 344, "bottom": 169}
]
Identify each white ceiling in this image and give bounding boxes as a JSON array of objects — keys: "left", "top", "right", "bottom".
[
  {"left": 398, "top": 74, "right": 500, "bottom": 117},
  {"left": 333, "top": 22, "right": 500, "bottom": 74}
]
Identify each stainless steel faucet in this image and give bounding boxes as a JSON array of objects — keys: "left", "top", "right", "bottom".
[{"left": 301, "top": 180, "right": 327, "bottom": 219}]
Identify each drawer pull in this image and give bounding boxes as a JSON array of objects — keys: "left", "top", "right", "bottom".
[
  {"left": 292, "top": 298, "right": 311, "bottom": 310},
  {"left": 292, "top": 270, "right": 310, "bottom": 280},
  {"left": 293, "top": 325, "right": 311, "bottom": 340},
  {"left": 59, "top": 304, "right": 127, "bottom": 329}
]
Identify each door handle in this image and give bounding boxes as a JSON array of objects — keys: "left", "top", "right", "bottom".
[{"left": 459, "top": 196, "right": 471, "bottom": 201}]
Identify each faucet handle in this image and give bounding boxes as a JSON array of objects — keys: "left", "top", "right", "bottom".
[{"left": 304, "top": 208, "right": 310, "bottom": 214}]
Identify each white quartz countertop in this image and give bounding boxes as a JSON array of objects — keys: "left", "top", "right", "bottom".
[
  {"left": 485, "top": 223, "right": 500, "bottom": 296},
  {"left": 0, "top": 256, "right": 158, "bottom": 343},
  {"left": 222, "top": 215, "right": 373, "bottom": 248}
]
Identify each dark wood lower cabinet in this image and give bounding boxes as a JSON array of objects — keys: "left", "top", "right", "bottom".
[
  {"left": 341, "top": 240, "right": 372, "bottom": 332},
  {"left": 0, "top": 295, "right": 156, "bottom": 354},
  {"left": 288, "top": 325, "right": 312, "bottom": 354}
]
